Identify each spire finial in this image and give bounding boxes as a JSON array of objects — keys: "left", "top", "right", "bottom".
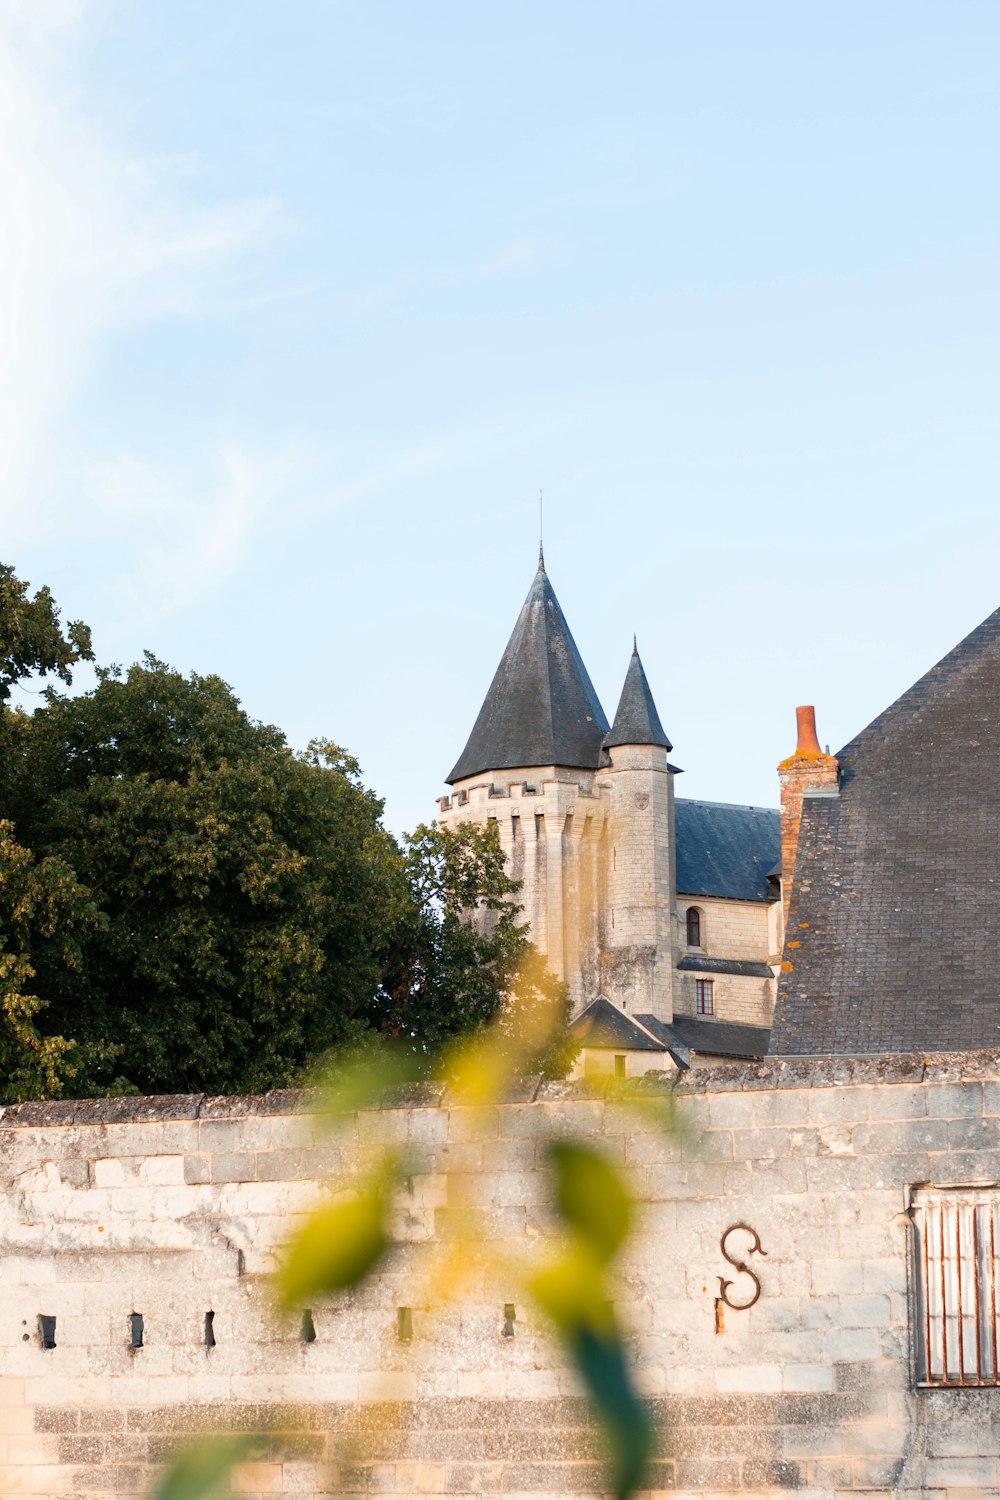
[
  {"left": 633, "top": 633, "right": 638, "bottom": 656},
  {"left": 538, "top": 489, "right": 544, "bottom": 571}
]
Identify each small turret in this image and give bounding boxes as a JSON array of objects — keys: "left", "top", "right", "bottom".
[{"left": 600, "top": 641, "right": 676, "bottom": 1020}]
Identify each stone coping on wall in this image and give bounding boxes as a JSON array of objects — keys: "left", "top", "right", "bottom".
[{"left": 3, "top": 1048, "right": 1000, "bottom": 1128}]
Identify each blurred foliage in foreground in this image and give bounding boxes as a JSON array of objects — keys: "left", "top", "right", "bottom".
[
  {"left": 153, "top": 974, "right": 678, "bottom": 1500},
  {"left": 0, "top": 562, "right": 569, "bottom": 1099}
]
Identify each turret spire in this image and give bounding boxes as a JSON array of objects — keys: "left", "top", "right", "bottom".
[{"left": 605, "top": 643, "right": 672, "bottom": 750}]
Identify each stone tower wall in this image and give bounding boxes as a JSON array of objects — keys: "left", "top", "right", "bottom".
[
  {"left": 439, "top": 770, "right": 610, "bottom": 1014},
  {"left": 599, "top": 744, "right": 676, "bottom": 1018}
]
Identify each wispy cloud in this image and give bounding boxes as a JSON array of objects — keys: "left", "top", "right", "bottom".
[
  {"left": 0, "top": 1, "right": 288, "bottom": 537},
  {"left": 466, "top": 235, "right": 558, "bottom": 282},
  {"left": 86, "top": 442, "right": 309, "bottom": 628},
  {"left": 0, "top": 5, "right": 521, "bottom": 632},
  {"left": 85, "top": 421, "right": 499, "bottom": 631}
]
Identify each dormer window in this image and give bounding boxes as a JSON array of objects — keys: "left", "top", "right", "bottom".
[{"left": 686, "top": 906, "right": 703, "bottom": 948}]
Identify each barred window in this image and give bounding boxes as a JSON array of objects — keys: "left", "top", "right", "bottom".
[
  {"left": 910, "top": 1187, "right": 1000, "bottom": 1386},
  {"left": 696, "top": 979, "right": 714, "bottom": 1016}
]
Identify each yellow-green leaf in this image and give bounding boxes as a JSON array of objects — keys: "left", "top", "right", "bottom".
[
  {"left": 529, "top": 1244, "right": 613, "bottom": 1336},
  {"left": 151, "top": 1434, "right": 255, "bottom": 1500},
  {"left": 279, "top": 1189, "right": 389, "bottom": 1308},
  {"left": 549, "top": 1142, "right": 631, "bottom": 1262},
  {"left": 311, "top": 1046, "right": 422, "bottom": 1123}
]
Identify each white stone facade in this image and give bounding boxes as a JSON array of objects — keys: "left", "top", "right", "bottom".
[{"left": 439, "top": 742, "right": 678, "bottom": 1020}]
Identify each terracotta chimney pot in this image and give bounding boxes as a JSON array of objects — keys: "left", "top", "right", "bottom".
[{"left": 794, "top": 704, "right": 823, "bottom": 757}]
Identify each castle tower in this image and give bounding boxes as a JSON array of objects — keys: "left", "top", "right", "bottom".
[
  {"left": 439, "top": 554, "right": 611, "bottom": 1012},
  {"left": 599, "top": 643, "right": 677, "bottom": 1018}
]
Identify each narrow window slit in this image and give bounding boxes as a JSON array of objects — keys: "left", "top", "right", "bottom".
[
  {"left": 503, "top": 1304, "right": 516, "bottom": 1338},
  {"left": 38, "top": 1315, "right": 56, "bottom": 1350},
  {"left": 397, "top": 1306, "right": 413, "bottom": 1343},
  {"left": 129, "top": 1313, "right": 144, "bottom": 1349},
  {"left": 301, "top": 1309, "right": 317, "bottom": 1344},
  {"left": 204, "top": 1311, "right": 216, "bottom": 1348}
]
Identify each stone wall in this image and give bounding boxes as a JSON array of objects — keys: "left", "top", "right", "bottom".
[
  {"left": 5, "top": 1056, "right": 1000, "bottom": 1497},
  {"left": 678, "top": 896, "right": 773, "bottom": 964},
  {"left": 672, "top": 968, "right": 773, "bottom": 1027},
  {"left": 675, "top": 895, "right": 777, "bottom": 1026}
]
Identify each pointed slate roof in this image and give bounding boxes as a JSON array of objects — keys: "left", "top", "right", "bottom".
[
  {"left": 604, "top": 642, "right": 672, "bottom": 751},
  {"left": 770, "top": 603, "right": 1000, "bottom": 1055},
  {"left": 447, "top": 556, "right": 610, "bottom": 784}
]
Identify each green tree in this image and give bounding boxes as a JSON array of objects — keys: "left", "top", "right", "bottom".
[
  {"left": 0, "top": 565, "right": 95, "bottom": 1098},
  {"left": 8, "top": 656, "right": 407, "bottom": 1097},
  {"left": 0, "top": 562, "right": 93, "bottom": 703}
]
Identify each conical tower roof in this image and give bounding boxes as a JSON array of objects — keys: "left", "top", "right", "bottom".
[
  {"left": 604, "top": 641, "right": 672, "bottom": 750},
  {"left": 447, "top": 556, "right": 609, "bottom": 784}
]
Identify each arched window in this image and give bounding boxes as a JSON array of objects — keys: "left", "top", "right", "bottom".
[{"left": 686, "top": 906, "right": 702, "bottom": 948}]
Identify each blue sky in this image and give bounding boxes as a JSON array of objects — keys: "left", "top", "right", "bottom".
[{"left": 3, "top": 1, "right": 999, "bottom": 835}]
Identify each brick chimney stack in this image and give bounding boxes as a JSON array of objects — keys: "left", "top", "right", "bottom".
[{"left": 778, "top": 706, "right": 839, "bottom": 924}]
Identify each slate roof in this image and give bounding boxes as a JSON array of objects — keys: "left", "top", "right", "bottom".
[
  {"left": 448, "top": 558, "right": 610, "bottom": 784},
  {"left": 637, "top": 1014, "right": 771, "bottom": 1060},
  {"left": 678, "top": 955, "right": 775, "bottom": 980},
  {"left": 674, "top": 800, "right": 781, "bottom": 903},
  {"left": 604, "top": 644, "right": 672, "bottom": 750},
  {"left": 770, "top": 604, "right": 1000, "bottom": 1055},
  {"left": 569, "top": 997, "right": 665, "bottom": 1051}
]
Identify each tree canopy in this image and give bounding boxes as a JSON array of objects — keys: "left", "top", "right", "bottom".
[{"left": 0, "top": 565, "right": 568, "bottom": 1100}]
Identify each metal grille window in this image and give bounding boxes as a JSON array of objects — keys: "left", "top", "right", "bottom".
[
  {"left": 911, "top": 1187, "right": 1000, "bottom": 1386},
  {"left": 696, "top": 979, "right": 714, "bottom": 1016}
]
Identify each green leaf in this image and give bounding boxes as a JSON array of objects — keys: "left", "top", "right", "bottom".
[
  {"left": 549, "top": 1142, "right": 631, "bottom": 1262},
  {"left": 572, "top": 1325, "right": 652, "bottom": 1500},
  {"left": 279, "top": 1182, "right": 392, "bottom": 1308},
  {"left": 151, "top": 1434, "right": 255, "bottom": 1500}
]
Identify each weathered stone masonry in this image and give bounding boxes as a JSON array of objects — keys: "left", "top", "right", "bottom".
[{"left": 4, "top": 1057, "right": 1000, "bottom": 1498}]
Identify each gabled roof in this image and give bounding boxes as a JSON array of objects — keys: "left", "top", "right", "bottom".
[
  {"left": 569, "top": 997, "right": 665, "bottom": 1051},
  {"left": 447, "top": 557, "right": 610, "bottom": 784},
  {"left": 770, "top": 604, "right": 1000, "bottom": 1056},
  {"left": 674, "top": 800, "right": 781, "bottom": 903},
  {"left": 637, "top": 1014, "right": 771, "bottom": 1060},
  {"left": 604, "top": 643, "right": 672, "bottom": 751}
]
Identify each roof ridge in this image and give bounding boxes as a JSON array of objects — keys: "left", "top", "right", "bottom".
[{"left": 675, "top": 797, "right": 780, "bottom": 814}]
